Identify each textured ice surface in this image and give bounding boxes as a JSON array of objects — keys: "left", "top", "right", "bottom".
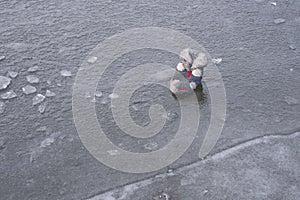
[
  {"left": 87, "top": 56, "right": 98, "bottom": 64},
  {"left": 0, "top": 102, "right": 5, "bottom": 114},
  {"left": 28, "top": 66, "right": 39, "bottom": 72},
  {"left": 32, "top": 94, "right": 45, "bottom": 106},
  {"left": 22, "top": 85, "right": 37, "bottom": 95},
  {"left": 274, "top": 18, "right": 286, "bottom": 24},
  {"left": 45, "top": 90, "right": 56, "bottom": 97},
  {"left": 284, "top": 96, "right": 298, "bottom": 105},
  {"left": 38, "top": 103, "right": 46, "bottom": 114},
  {"left": 60, "top": 70, "right": 72, "bottom": 77},
  {"left": 109, "top": 93, "right": 119, "bottom": 99},
  {"left": 7, "top": 71, "right": 18, "bottom": 78},
  {"left": 1, "top": 90, "right": 17, "bottom": 99},
  {"left": 26, "top": 75, "right": 39, "bottom": 84},
  {"left": 0, "top": 76, "right": 11, "bottom": 90}
]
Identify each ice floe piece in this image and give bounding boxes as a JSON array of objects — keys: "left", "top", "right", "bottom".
[
  {"left": 32, "top": 94, "right": 45, "bottom": 106},
  {"left": 0, "top": 76, "right": 11, "bottom": 90},
  {"left": 1, "top": 90, "right": 17, "bottom": 99},
  {"left": 26, "top": 75, "right": 39, "bottom": 84},
  {"left": 22, "top": 85, "right": 37, "bottom": 95}
]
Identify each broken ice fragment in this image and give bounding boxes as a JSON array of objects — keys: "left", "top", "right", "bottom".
[
  {"left": 95, "top": 91, "right": 103, "bottom": 97},
  {"left": 144, "top": 142, "right": 158, "bottom": 150},
  {"left": 8, "top": 71, "right": 18, "bottom": 78},
  {"left": 212, "top": 58, "right": 223, "bottom": 64},
  {"left": 28, "top": 66, "right": 39, "bottom": 72},
  {"left": 60, "top": 70, "right": 72, "bottom": 77},
  {"left": 0, "top": 102, "right": 5, "bottom": 114},
  {"left": 87, "top": 56, "right": 98, "bottom": 64},
  {"left": 270, "top": 2, "right": 276, "bottom": 6},
  {"left": 289, "top": 45, "right": 296, "bottom": 50},
  {"left": 0, "top": 56, "right": 5, "bottom": 61},
  {"left": 36, "top": 126, "right": 47, "bottom": 132},
  {"left": 85, "top": 92, "right": 92, "bottom": 99},
  {"left": 274, "top": 18, "right": 285, "bottom": 24},
  {"left": 0, "top": 76, "right": 11, "bottom": 90},
  {"left": 26, "top": 75, "right": 39, "bottom": 84},
  {"left": 38, "top": 103, "right": 46, "bottom": 114},
  {"left": 284, "top": 96, "right": 298, "bottom": 105},
  {"left": 41, "top": 137, "right": 55, "bottom": 147},
  {"left": 32, "top": 94, "right": 45, "bottom": 106},
  {"left": 1, "top": 90, "right": 17, "bottom": 99},
  {"left": 45, "top": 90, "right": 56, "bottom": 97},
  {"left": 22, "top": 85, "right": 37, "bottom": 95},
  {"left": 109, "top": 93, "right": 119, "bottom": 99},
  {"left": 107, "top": 149, "right": 120, "bottom": 156}
]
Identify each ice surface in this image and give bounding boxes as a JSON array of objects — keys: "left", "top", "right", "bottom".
[
  {"left": 212, "top": 58, "right": 223, "bottom": 64},
  {"left": 87, "top": 56, "right": 98, "bottom": 64},
  {"left": 22, "top": 85, "right": 37, "bottom": 95},
  {"left": 28, "top": 66, "right": 39, "bottom": 72},
  {"left": 284, "top": 96, "right": 298, "bottom": 105},
  {"left": 38, "top": 103, "right": 46, "bottom": 113},
  {"left": 109, "top": 93, "right": 119, "bottom": 99},
  {"left": 0, "top": 102, "right": 5, "bottom": 114},
  {"left": 144, "top": 142, "right": 158, "bottom": 150},
  {"left": 95, "top": 91, "right": 103, "bottom": 97},
  {"left": 0, "top": 76, "right": 11, "bottom": 90},
  {"left": 32, "top": 94, "right": 45, "bottom": 106},
  {"left": 26, "top": 75, "right": 39, "bottom": 84},
  {"left": 60, "top": 70, "right": 72, "bottom": 77},
  {"left": 0, "top": 56, "right": 5, "bottom": 61},
  {"left": 1, "top": 90, "right": 17, "bottom": 99},
  {"left": 45, "top": 90, "right": 56, "bottom": 97},
  {"left": 7, "top": 71, "right": 18, "bottom": 78},
  {"left": 274, "top": 18, "right": 285, "bottom": 24}
]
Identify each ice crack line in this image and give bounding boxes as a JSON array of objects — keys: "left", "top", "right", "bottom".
[{"left": 86, "top": 130, "right": 300, "bottom": 200}]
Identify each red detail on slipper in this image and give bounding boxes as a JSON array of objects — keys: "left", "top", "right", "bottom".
[
  {"left": 179, "top": 87, "right": 187, "bottom": 91},
  {"left": 187, "top": 71, "right": 192, "bottom": 78}
]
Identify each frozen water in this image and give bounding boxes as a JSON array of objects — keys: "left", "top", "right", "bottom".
[
  {"left": 95, "top": 91, "right": 103, "bottom": 97},
  {"left": 0, "top": 76, "right": 11, "bottom": 90},
  {"left": 38, "top": 103, "right": 46, "bottom": 114},
  {"left": 284, "top": 96, "right": 298, "bottom": 105},
  {"left": 87, "top": 56, "right": 98, "bottom": 64},
  {"left": 107, "top": 150, "right": 120, "bottom": 156},
  {"left": 26, "top": 75, "right": 39, "bottom": 84},
  {"left": 109, "top": 93, "right": 119, "bottom": 99},
  {"left": 28, "top": 66, "right": 39, "bottom": 72},
  {"left": 270, "top": 2, "right": 277, "bottom": 6},
  {"left": 7, "top": 71, "right": 18, "bottom": 78},
  {"left": 45, "top": 90, "right": 56, "bottom": 97},
  {"left": 85, "top": 92, "right": 92, "bottom": 99},
  {"left": 36, "top": 126, "right": 47, "bottom": 132},
  {"left": 166, "top": 112, "right": 178, "bottom": 121},
  {"left": 32, "top": 94, "right": 45, "bottom": 106},
  {"left": 289, "top": 45, "right": 296, "bottom": 50},
  {"left": 144, "top": 142, "right": 158, "bottom": 150},
  {"left": 41, "top": 137, "right": 55, "bottom": 147},
  {"left": 274, "top": 18, "right": 285, "bottom": 24},
  {"left": 60, "top": 70, "right": 72, "bottom": 77},
  {"left": 0, "top": 102, "right": 5, "bottom": 114},
  {"left": 1, "top": 90, "right": 17, "bottom": 99},
  {"left": 0, "top": 56, "right": 5, "bottom": 61},
  {"left": 22, "top": 85, "right": 37, "bottom": 95},
  {"left": 212, "top": 58, "right": 223, "bottom": 64}
]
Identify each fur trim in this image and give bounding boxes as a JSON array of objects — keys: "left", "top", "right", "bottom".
[
  {"left": 192, "top": 68, "right": 202, "bottom": 77},
  {"left": 179, "top": 48, "right": 192, "bottom": 64},
  {"left": 191, "top": 53, "right": 207, "bottom": 69},
  {"left": 176, "top": 63, "right": 185, "bottom": 71}
]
